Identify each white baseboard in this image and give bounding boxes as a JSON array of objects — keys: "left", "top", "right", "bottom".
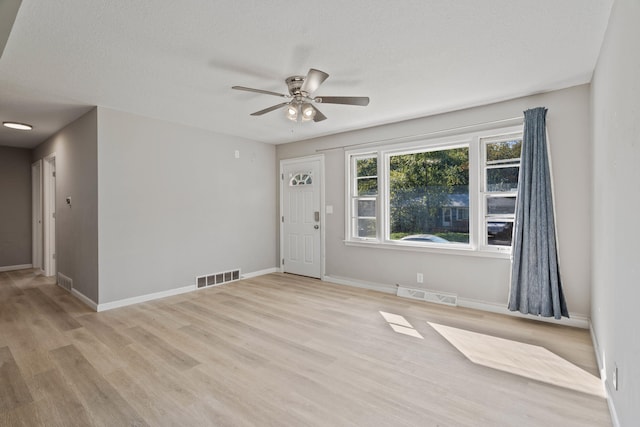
[
  {"left": 589, "top": 322, "right": 621, "bottom": 427},
  {"left": 458, "top": 298, "right": 590, "bottom": 329},
  {"left": 242, "top": 267, "right": 279, "bottom": 279},
  {"left": 97, "top": 284, "right": 196, "bottom": 312},
  {"left": 71, "top": 288, "right": 98, "bottom": 311},
  {"left": 322, "top": 275, "right": 589, "bottom": 328},
  {"left": 94, "top": 266, "right": 279, "bottom": 312},
  {"left": 322, "top": 275, "right": 396, "bottom": 294},
  {"left": 0, "top": 264, "right": 33, "bottom": 272}
]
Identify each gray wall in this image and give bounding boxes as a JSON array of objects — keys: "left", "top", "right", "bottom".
[
  {"left": 0, "top": 146, "right": 31, "bottom": 267},
  {"left": 0, "top": 0, "right": 21, "bottom": 58},
  {"left": 32, "top": 108, "right": 99, "bottom": 302},
  {"left": 277, "top": 85, "right": 592, "bottom": 317},
  {"left": 97, "top": 107, "right": 276, "bottom": 303},
  {"left": 591, "top": 0, "right": 640, "bottom": 425}
]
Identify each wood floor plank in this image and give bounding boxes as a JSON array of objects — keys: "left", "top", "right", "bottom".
[
  {"left": 27, "top": 368, "right": 93, "bottom": 427},
  {"left": 123, "top": 325, "right": 201, "bottom": 371},
  {"left": 49, "top": 344, "right": 147, "bottom": 426},
  {"left": 21, "top": 288, "right": 82, "bottom": 332},
  {"left": 75, "top": 314, "right": 132, "bottom": 351},
  {"left": 0, "top": 401, "right": 44, "bottom": 427},
  {"left": 103, "top": 368, "right": 193, "bottom": 427},
  {"left": 0, "top": 346, "right": 33, "bottom": 411}
]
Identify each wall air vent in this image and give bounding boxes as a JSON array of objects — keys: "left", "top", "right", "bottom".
[
  {"left": 57, "top": 272, "right": 73, "bottom": 291},
  {"left": 396, "top": 285, "right": 458, "bottom": 306},
  {"left": 195, "top": 268, "right": 241, "bottom": 289}
]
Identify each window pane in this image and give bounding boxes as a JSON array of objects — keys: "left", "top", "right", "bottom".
[
  {"left": 487, "top": 221, "right": 514, "bottom": 246},
  {"left": 357, "top": 178, "right": 377, "bottom": 196},
  {"left": 389, "top": 147, "right": 469, "bottom": 243},
  {"left": 487, "top": 167, "right": 519, "bottom": 192},
  {"left": 487, "top": 196, "right": 516, "bottom": 215},
  {"left": 356, "top": 218, "right": 376, "bottom": 238},
  {"left": 356, "top": 157, "right": 377, "bottom": 177},
  {"left": 357, "top": 199, "right": 376, "bottom": 217},
  {"left": 486, "top": 140, "right": 522, "bottom": 162},
  {"left": 456, "top": 208, "right": 469, "bottom": 220}
]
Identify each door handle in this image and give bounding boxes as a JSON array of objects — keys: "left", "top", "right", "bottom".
[{"left": 314, "top": 225, "right": 319, "bottom": 229}]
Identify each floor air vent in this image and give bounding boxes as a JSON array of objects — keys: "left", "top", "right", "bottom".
[
  {"left": 57, "top": 273, "right": 73, "bottom": 291},
  {"left": 396, "top": 286, "right": 458, "bottom": 306},
  {"left": 196, "top": 269, "right": 241, "bottom": 289}
]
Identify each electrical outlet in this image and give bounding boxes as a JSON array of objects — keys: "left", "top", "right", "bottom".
[
  {"left": 612, "top": 365, "right": 618, "bottom": 391},
  {"left": 416, "top": 273, "right": 424, "bottom": 283}
]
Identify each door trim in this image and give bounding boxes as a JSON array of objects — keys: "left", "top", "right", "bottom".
[
  {"left": 32, "top": 159, "right": 43, "bottom": 271},
  {"left": 279, "top": 155, "right": 325, "bottom": 279},
  {"left": 43, "top": 153, "right": 56, "bottom": 277}
]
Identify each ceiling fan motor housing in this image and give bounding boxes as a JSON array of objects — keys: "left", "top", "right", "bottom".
[{"left": 286, "top": 76, "right": 306, "bottom": 97}]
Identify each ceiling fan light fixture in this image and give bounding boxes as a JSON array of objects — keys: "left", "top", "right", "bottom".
[
  {"left": 3, "top": 121, "right": 33, "bottom": 131},
  {"left": 286, "top": 104, "right": 298, "bottom": 122},
  {"left": 301, "top": 103, "right": 316, "bottom": 121}
]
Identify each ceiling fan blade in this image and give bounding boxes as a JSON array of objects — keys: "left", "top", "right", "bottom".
[
  {"left": 312, "top": 105, "right": 327, "bottom": 122},
  {"left": 314, "top": 96, "right": 370, "bottom": 106},
  {"left": 300, "top": 68, "right": 329, "bottom": 95},
  {"left": 232, "top": 86, "right": 288, "bottom": 98},
  {"left": 250, "top": 102, "right": 290, "bottom": 116}
]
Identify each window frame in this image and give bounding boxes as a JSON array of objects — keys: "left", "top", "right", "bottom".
[{"left": 345, "top": 125, "right": 523, "bottom": 258}]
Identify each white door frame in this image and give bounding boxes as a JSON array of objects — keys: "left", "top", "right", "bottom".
[
  {"left": 31, "top": 160, "right": 43, "bottom": 271},
  {"left": 43, "top": 153, "right": 56, "bottom": 277},
  {"left": 279, "top": 155, "right": 325, "bottom": 278}
]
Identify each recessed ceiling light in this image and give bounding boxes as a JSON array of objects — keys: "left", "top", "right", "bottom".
[{"left": 3, "top": 121, "right": 33, "bottom": 131}]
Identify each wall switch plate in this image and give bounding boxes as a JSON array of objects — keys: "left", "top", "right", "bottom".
[
  {"left": 417, "top": 273, "right": 424, "bottom": 283},
  {"left": 234, "top": 150, "right": 240, "bottom": 159}
]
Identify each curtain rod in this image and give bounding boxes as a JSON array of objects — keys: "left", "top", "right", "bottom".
[{"left": 315, "top": 116, "right": 523, "bottom": 152}]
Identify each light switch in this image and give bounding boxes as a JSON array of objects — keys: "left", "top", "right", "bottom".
[
  {"left": 326, "top": 205, "right": 333, "bottom": 214},
  {"left": 234, "top": 150, "right": 240, "bottom": 159}
]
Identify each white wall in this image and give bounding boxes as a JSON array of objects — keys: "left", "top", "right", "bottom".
[
  {"left": 97, "top": 108, "right": 276, "bottom": 303},
  {"left": 32, "top": 108, "right": 99, "bottom": 301},
  {"left": 277, "top": 85, "right": 592, "bottom": 318},
  {"left": 591, "top": 0, "right": 640, "bottom": 425}
]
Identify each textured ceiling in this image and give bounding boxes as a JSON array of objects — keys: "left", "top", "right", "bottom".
[{"left": 0, "top": 0, "right": 613, "bottom": 148}]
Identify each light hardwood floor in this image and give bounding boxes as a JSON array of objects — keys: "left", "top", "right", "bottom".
[{"left": 0, "top": 269, "right": 611, "bottom": 426}]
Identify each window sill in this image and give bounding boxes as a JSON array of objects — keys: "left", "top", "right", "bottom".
[{"left": 343, "top": 239, "right": 512, "bottom": 259}]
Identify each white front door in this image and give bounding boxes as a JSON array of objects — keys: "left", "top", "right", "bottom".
[{"left": 281, "top": 157, "right": 322, "bottom": 278}]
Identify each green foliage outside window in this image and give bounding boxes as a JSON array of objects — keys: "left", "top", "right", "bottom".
[{"left": 389, "top": 147, "right": 469, "bottom": 241}]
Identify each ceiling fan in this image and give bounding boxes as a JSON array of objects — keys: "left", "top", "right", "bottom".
[{"left": 232, "top": 68, "right": 369, "bottom": 122}]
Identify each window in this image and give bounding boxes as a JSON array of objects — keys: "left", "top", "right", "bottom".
[
  {"left": 481, "top": 134, "right": 522, "bottom": 249},
  {"left": 350, "top": 154, "right": 378, "bottom": 239},
  {"left": 345, "top": 126, "right": 523, "bottom": 256},
  {"left": 289, "top": 172, "right": 313, "bottom": 186},
  {"left": 388, "top": 146, "right": 469, "bottom": 243}
]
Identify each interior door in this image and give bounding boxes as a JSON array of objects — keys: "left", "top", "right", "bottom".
[
  {"left": 43, "top": 155, "right": 56, "bottom": 276},
  {"left": 282, "top": 158, "right": 321, "bottom": 278}
]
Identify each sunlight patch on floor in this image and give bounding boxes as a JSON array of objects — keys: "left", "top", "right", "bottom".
[
  {"left": 428, "top": 322, "right": 605, "bottom": 397},
  {"left": 380, "top": 311, "right": 424, "bottom": 339}
]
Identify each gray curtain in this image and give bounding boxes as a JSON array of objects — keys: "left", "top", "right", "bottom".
[{"left": 508, "top": 107, "right": 569, "bottom": 319}]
